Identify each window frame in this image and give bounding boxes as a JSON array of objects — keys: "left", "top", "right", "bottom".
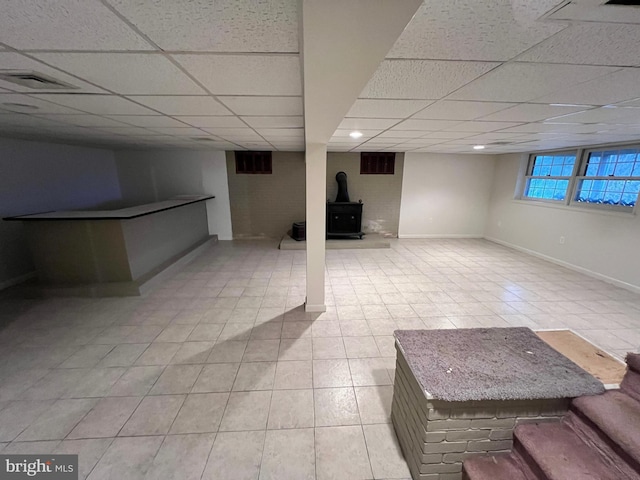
[
  {"left": 569, "top": 146, "right": 640, "bottom": 213},
  {"left": 520, "top": 150, "right": 579, "bottom": 205}
]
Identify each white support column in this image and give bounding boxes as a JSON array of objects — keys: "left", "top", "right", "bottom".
[{"left": 305, "top": 142, "right": 327, "bottom": 312}]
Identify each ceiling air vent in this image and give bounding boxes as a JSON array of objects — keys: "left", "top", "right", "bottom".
[{"left": 0, "top": 71, "right": 78, "bottom": 90}]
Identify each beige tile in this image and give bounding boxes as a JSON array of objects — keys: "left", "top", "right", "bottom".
[
  {"left": 314, "top": 388, "right": 360, "bottom": 427},
  {"left": 145, "top": 433, "right": 215, "bottom": 480},
  {"left": 202, "top": 431, "right": 265, "bottom": 480},
  {"left": 315, "top": 426, "right": 373, "bottom": 480},
  {"left": 219, "top": 391, "right": 271, "bottom": 431},
  {"left": 273, "top": 361, "right": 313, "bottom": 390},
  {"left": 343, "top": 336, "right": 381, "bottom": 358},
  {"left": 68, "top": 396, "right": 142, "bottom": 438},
  {"left": 278, "top": 338, "right": 312, "bottom": 360},
  {"left": 218, "top": 323, "right": 253, "bottom": 341},
  {"left": 154, "top": 324, "right": 196, "bottom": 343},
  {"left": 348, "top": 358, "right": 392, "bottom": 386},
  {"left": 281, "top": 321, "right": 312, "bottom": 338},
  {"left": 207, "top": 341, "right": 247, "bottom": 363},
  {"left": 339, "top": 321, "right": 372, "bottom": 337},
  {"left": 313, "top": 359, "right": 352, "bottom": 388},
  {"left": 55, "top": 438, "right": 113, "bottom": 480},
  {"left": 187, "top": 324, "right": 223, "bottom": 341},
  {"left": 232, "top": 362, "right": 276, "bottom": 391},
  {"left": 170, "top": 393, "right": 229, "bottom": 434},
  {"left": 354, "top": 386, "right": 393, "bottom": 424},
  {"left": 170, "top": 342, "right": 214, "bottom": 364},
  {"left": 65, "top": 368, "right": 126, "bottom": 398},
  {"left": 3, "top": 440, "right": 61, "bottom": 454},
  {"left": 363, "top": 424, "right": 410, "bottom": 478},
  {"left": 149, "top": 365, "right": 202, "bottom": 395},
  {"left": 16, "top": 398, "right": 97, "bottom": 441},
  {"left": 88, "top": 436, "right": 163, "bottom": 480},
  {"left": 24, "top": 368, "right": 90, "bottom": 400},
  {"left": 311, "top": 321, "right": 342, "bottom": 338},
  {"left": 119, "top": 395, "right": 185, "bottom": 436},
  {"left": 260, "top": 429, "right": 315, "bottom": 480},
  {"left": 242, "top": 339, "right": 280, "bottom": 362},
  {"left": 267, "top": 389, "right": 314, "bottom": 429},
  {"left": 192, "top": 363, "right": 240, "bottom": 393},
  {"left": 98, "top": 344, "right": 149, "bottom": 367},
  {"left": 136, "top": 343, "right": 180, "bottom": 366},
  {"left": 59, "top": 345, "right": 115, "bottom": 368},
  {"left": 249, "top": 322, "right": 283, "bottom": 340},
  {"left": 108, "top": 366, "right": 164, "bottom": 397},
  {"left": 0, "top": 400, "right": 54, "bottom": 441},
  {"left": 312, "top": 337, "right": 346, "bottom": 359}
]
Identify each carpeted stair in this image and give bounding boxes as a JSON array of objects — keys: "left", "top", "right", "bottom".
[{"left": 463, "top": 353, "right": 640, "bottom": 480}]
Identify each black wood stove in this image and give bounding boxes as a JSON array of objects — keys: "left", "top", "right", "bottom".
[{"left": 327, "top": 171, "right": 363, "bottom": 239}]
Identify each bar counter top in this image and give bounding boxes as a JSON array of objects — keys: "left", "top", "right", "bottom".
[{"left": 3, "top": 195, "right": 214, "bottom": 221}]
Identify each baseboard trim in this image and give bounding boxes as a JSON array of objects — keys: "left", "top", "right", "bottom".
[
  {"left": 0, "top": 271, "right": 37, "bottom": 291},
  {"left": 397, "top": 233, "right": 484, "bottom": 239},
  {"left": 485, "top": 236, "right": 640, "bottom": 295},
  {"left": 304, "top": 303, "right": 326, "bottom": 313}
]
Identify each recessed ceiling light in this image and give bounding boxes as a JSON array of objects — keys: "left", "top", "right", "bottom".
[
  {"left": 473, "top": 145, "right": 485, "bottom": 150},
  {"left": 349, "top": 131, "right": 363, "bottom": 139},
  {"left": 549, "top": 103, "right": 594, "bottom": 108},
  {"left": 1, "top": 102, "right": 39, "bottom": 112}
]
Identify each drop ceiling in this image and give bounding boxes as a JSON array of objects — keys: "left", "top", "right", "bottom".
[{"left": 0, "top": 0, "right": 640, "bottom": 154}]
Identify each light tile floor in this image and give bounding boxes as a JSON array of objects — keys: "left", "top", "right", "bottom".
[{"left": 0, "top": 238, "right": 638, "bottom": 479}]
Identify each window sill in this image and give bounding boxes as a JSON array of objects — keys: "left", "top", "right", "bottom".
[{"left": 512, "top": 199, "right": 637, "bottom": 218}]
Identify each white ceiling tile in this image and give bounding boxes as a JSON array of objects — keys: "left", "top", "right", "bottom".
[
  {"left": 97, "top": 126, "right": 162, "bottom": 136},
  {"left": 242, "top": 116, "right": 303, "bottom": 128},
  {"left": 173, "top": 54, "right": 301, "bottom": 95},
  {"left": 126, "top": 96, "right": 231, "bottom": 116},
  {"left": 201, "top": 128, "right": 263, "bottom": 140},
  {"left": 255, "top": 128, "right": 303, "bottom": 137},
  {"left": 548, "top": 107, "right": 640, "bottom": 125},
  {"left": 218, "top": 96, "right": 302, "bottom": 116},
  {"left": 388, "top": 1, "right": 565, "bottom": 61},
  {"left": 360, "top": 60, "right": 499, "bottom": 99},
  {"left": 376, "top": 130, "right": 424, "bottom": 138},
  {"left": 0, "top": 94, "right": 86, "bottom": 114},
  {"left": 103, "top": 115, "right": 190, "bottom": 128},
  {"left": 0, "top": 0, "right": 152, "bottom": 50},
  {"left": 532, "top": 69, "right": 640, "bottom": 106},
  {"left": 421, "top": 131, "right": 475, "bottom": 139},
  {"left": 32, "top": 53, "right": 206, "bottom": 95},
  {"left": 148, "top": 127, "right": 208, "bottom": 136},
  {"left": 332, "top": 129, "right": 380, "bottom": 138},
  {"left": 0, "top": 52, "right": 107, "bottom": 93},
  {"left": 464, "top": 132, "right": 528, "bottom": 142},
  {"left": 174, "top": 116, "right": 245, "bottom": 128},
  {"left": 412, "top": 100, "right": 516, "bottom": 120},
  {"left": 499, "top": 123, "right": 606, "bottom": 134},
  {"left": 108, "top": 0, "right": 297, "bottom": 52},
  {"left": 391, "top": 119, "right": 463, "bottom": 131},
  {"left": 0, "top": 113, "right": 59, "bottom": 128},
  {"left": 448, "top": 63, "right": 617, "bottom": 103},
  {"left": 30, "top": 94, "right": 157, "bottom": 115},
  {"left": 616, "top": 98, "right": 640, "bottom": 108},
  {"left": 338, "top": 118, "right": 398, "bottom": 130},
  {"left": 346, "top": 99, "right": 432, "bottom": 118},
  {"left": 34, "top": 114, "right": 130, "bottom": 128},
  {"left": 478, "top": 104, "right": 590, "bottom": 122},
  {"left": 517, "top": 23, "right": 640, "bottom": 67}
]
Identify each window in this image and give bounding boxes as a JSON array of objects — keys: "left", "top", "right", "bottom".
[
  {"left": 574, "top": 148, "right": 640, "bottom": 209},
  {"left": 523, "top": 152, "right": 577, "bottom": 201},
  {"left": 235, "top": 151, "right": 272, "bottom": 174},
  {"left": 360, "top": 152, "right": 395, "bottom": 174}
]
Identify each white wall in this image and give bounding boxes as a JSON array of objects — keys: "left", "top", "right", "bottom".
[
  {"left": 398, "top": 152, "right": 496, "bottom": 238},
  {"left": 114, "top": 149, "right": 233, "bottom": 240},
  {"left": 0, "top": 137, "right": 121, "bottom": 288},
  {"left": 485, "top": 154, "right": 640, "bottom": 291}
]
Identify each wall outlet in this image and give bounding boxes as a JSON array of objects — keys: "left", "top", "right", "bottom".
[{"left": 559, "top": 236, "right": 565, "bottom": 244}]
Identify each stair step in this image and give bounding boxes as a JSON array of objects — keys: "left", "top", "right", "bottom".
[
  {"left": 462, "top": 454, "right": 529, "bottom": 480},
  {"left": 571, "top": 390, "right": 640, "bottom": 468},
  {"left": 514, "top": 422, "right": 627, "bottom": 480}
]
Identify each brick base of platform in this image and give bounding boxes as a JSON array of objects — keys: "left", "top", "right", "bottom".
[{"left": 392, "top": 348, "right": 570, "bottom": 480}]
